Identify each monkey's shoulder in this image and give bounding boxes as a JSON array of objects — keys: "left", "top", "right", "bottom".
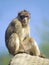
[
  {"left": 8, "top": 18, "right": 22, "bottom": 30},
  {"left": 5, "top": 18, "right": 22, "bottom": 36},
  {"left": 11, "top": 18, "right": 22, "bottom": 26}
]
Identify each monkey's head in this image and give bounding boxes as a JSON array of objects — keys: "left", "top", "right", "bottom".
[{"left": 18, "top": 10, "right": 30, "bottom": 26}]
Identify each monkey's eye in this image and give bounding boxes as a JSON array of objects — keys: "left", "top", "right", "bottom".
[{"left": 20, "top": 15, "right": 25, "bottom": 19}]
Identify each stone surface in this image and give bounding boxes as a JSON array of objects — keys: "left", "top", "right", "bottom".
[{"left": 9, "top": 53, "right": 49, "bottom": 65}]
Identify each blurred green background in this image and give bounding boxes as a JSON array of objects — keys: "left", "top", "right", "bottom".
[{"left": 0, "top": 0, "right": 49, "bottom": 65}]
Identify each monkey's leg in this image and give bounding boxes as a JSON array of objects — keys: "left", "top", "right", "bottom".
[
  {"left": 21, "top": 37, "right": 40, "bottom": 56},
  {"left": 23, "top": 37, "right": 46, "bottom": 58},
  {"left": 7, "top": 33, "right": 20, "bottom": 55},
  {"left": 30, "top": 38, "right": 40, "bottom": 56}
]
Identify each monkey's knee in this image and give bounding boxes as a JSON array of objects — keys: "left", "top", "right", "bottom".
[
  {"left": 24, "top": 37, "right": 40, "bottom": 56},
  {"left": 30, "top": 37, "right": 40, "bottom": 56},
  {"left": 8, "top": 33, "right": 20, "bottom": 55}
]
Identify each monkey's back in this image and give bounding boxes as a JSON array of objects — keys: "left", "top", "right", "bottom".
[{"left": 5, "top": 18, "right": 22, "bottom": 45}]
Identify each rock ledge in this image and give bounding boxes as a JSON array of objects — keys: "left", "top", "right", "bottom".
[{"left": 9, "top": 53, "right": 49, "bottom": 65}]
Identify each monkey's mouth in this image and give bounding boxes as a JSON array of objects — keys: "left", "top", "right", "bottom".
[
  {"left": 20, "top": 20, "right": 27, "bottom": 26},
  {"left": 22, "top": 18, "right": 28, "bottom": 24}
]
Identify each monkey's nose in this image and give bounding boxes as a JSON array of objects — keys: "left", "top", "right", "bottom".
[{"left": 24, "top": 18, "right": 27, "bottom": 23}]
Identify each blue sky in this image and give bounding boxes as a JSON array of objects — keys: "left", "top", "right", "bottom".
[{"left": 0, "top": 0, "right": 49, "bottom": 55}]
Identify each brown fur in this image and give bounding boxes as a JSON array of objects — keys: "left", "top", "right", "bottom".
[{"left": 5, "top": 10, "right": 45, "bottom": 58}]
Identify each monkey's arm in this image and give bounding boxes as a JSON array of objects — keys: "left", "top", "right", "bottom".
[
  {"left": 5, "top": 19, "right": 22, "bottom": 55},
  {"left": 7, "top": 33, "right": 20, "bottom": 55},
  {"left": 31, "top": 38, "right": 46, "bottom": 58},
  {"left": 5, "top": 18, "right": 22, "bottom": 41}
]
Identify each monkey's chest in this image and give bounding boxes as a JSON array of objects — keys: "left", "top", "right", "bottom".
[{"left": 20, "top": 28, "right": 28, "bottom": 41}]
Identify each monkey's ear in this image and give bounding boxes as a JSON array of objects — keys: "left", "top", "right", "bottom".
[
  {"left": 18, "top": 12, "right": 21, "bottom": 16},
  {"left": 24, "top": 10, "right": 31, "bottom": 15},
  {"left": 23, "top": 10, "right": 27, "bottom": 12}
]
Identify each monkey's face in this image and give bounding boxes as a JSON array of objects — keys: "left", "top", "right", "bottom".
[{"left": 18, "top": 10, "right": 30, "bottom": 26}]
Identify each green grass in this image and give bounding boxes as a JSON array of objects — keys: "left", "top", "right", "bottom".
[{"left": 0, "top": 54, "right": 12, "bottom": 65}]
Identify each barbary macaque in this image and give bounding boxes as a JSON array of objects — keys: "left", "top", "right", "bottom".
[{"left": 5, "top": 10, "right": 45, "bottom": 58}]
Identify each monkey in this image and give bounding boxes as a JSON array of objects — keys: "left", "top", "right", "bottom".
[
  {"left": 5, "top": 10, "right": 45, "bottom": 58},
  {"left": 5, "top": 10, "right": 30, "bottom": 55}
]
